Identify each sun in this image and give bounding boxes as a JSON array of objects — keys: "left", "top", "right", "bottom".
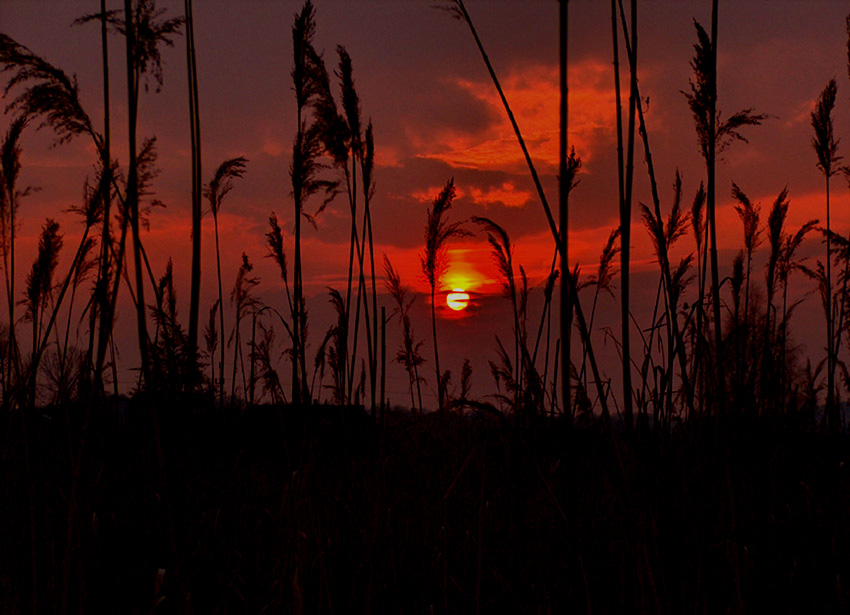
[{"left": 446, "top": 288, "right": 470, "bottom": 311}]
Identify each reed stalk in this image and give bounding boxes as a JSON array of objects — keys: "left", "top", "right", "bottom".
[
  {"left": 185, "top": 0, "right": 203, "bottom": 385},
  {"left": 811, "top": 79, "right": 840, "bottom": 426},
  {"left": 421, "top": 179, "right": 469, "bottom": 410},
  {"left": 205, "top": 157, "right": 247, "bottom": 407}
]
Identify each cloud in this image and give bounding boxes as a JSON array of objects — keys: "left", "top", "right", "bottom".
[
  {"left": 467, "top": 182, "right": 532, "bottom": 208},
  {"left": 411, "top": 59, "right": 616, "bottom": 172}
]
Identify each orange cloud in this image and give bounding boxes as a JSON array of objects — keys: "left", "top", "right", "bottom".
[
  {"left": 413, "top": 59, "right": 616, "bottom": 172},
  {"left": 467, "top": 182, "right": 532, "bottom": 208},
  {"left": 410, "top": 182, "right": 530, "bottom": 208}
]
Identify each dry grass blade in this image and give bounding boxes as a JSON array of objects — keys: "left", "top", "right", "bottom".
[
  {"left": 691, "top": 181, "right": 705, "bottom": 249},
  {"left": 266, "top": 213, "right": 289, "bottom": 288},
  {"left": 731, "top": 250, "right": 744, "bottom": 313},
  {"left": 203, "top": 300, "right": 219, "bottom": 361},
  {"left": 665, "top": 171, "right": 690, "bottom": 250},
  {"left": 205, "top": 157, "right": 248, "bottom": 216},
  {"left": 421, "top": 178, "right": 470, "bottom": 289},
  {"left": 778, "top": 220, "right": 818, "bottom": 284},
  {"left": 383, "top": 255, "right": 425, "bottom": 405},
  {"left": 472, "top": 216, "right": 514, "bottom": 298},
  {"left": 23, "top": 218, "right": 62, "bottom": 323},
  {"left": 337, "top": 45, "right": 362, "bottom": 155},
  {"left": 0, "top": 35, "right": 98, "bottom": 147},
  {"left": 669, "top": 254, "right": 694, "bottom": 308},
  {"left": 811, "top": 79, "right": 840, "bottom": 178},
  {"left": 683, "top": 20, "right": 714, "bottom": 161},
  {"left": 230, "top": 253, "right": 260, "bottom": 327},
  {"left": 592, "top": 226, "right": 621, "bottom": 298},
  {"left": 731, "top": 182, "right": 761, "bottom": 255},
  {"left": 95, "top": 0, "right": 184, "bottom": 93},
  {"left": 684, "top": 20, "right": 767, "bottom": 159},
  {"left": 1, "top": 116, "right": 26, "bottom": 201}
]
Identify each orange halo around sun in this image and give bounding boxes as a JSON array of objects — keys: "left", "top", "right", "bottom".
[{"left": 446, "top": 288, "right": 470, "bottom": 311}]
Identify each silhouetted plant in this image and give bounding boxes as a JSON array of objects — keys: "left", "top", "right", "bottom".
[
  {"left": 86, "top": 1, "right": 113, "bottom": 401},
  {"left": 184, "top": 0, "right": 203, "bottom": 379},
  {"left": 148, "top": 258, "right": 194, "bottom": 392},
  {"left": 0, "top": 116, "right": 27, "bottom": 396},
  {"left": 617, "top": 0, "right": 639, "bottom": 432},
  {"left": 384, "top": 255, "right": 425, "bottom": 412},
  {"left": 811, "top": 79, "right": 841, "bottom": 426},
  {"left": 0, "top": 35, "right": 99, "bottom": 147},
  {"left": 579, "top": 227, "right": 621, "bottom": 394},
  {"left": 730, "top": 183, "right": 762, "bottom": 404},
  {"left": 289, "top": 1, "right": 340, "bottom": 405},
  {"left": 251, "top": 318, "right": 285, "bottom": 405},
  {"left": 473, "top": 216, "right": 524, "bottom": 410},
  {"left": 205, "top": 156, "right": 247, "bottom": 407},
  {"left": 640, "top": 171, "right": 692, "bottom": 423},
  {"left": 684, "top": 15, "right": 767, "bottom": 413},
  {"left": 229, "top": 253, "right": 260, "bottom": 405},
  {"left": 311, "top": 42, "right": 378, "bottom": 408},
  {"left": 421, "top": 179, "right": 469, "bottom": 410},
  {"left": 22, "top": 218, "right": 62, "bottom": 406},
  {"left": 760, "top": 188, "right": 790, "bottom": 413},
  {"left": 53, "top": 177, "right": 101, "bottom": 398},
  {"left": 321, "top": 288, "right": 347, "bottom": 404},
  {"left": 0, "top": 26, "right": 116, "bottom": 400},
  {"left": 109, "top": 0, "right": 184, "bottom": 388},
  {"left": 203, "top": 299, "right": 219, "bottom": 396},
  {"left": 731, "top": 183, "right": 762, "bottom": 334},
  {"left": 488, "top": 336, "right": 516, "bottom": 413},
  {"left": 777, "top": 220, "right": 818, "bottom": 408}
]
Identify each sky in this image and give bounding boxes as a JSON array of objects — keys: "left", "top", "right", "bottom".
[{"left": 2, "top": 0, "right": 850, "bottom": 407}]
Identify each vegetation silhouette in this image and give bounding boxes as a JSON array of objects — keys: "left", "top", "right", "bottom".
[{"left": 0, "top": 1, "right": 848, "bottom": 613}]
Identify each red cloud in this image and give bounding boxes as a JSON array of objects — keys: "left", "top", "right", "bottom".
[{"left": 412, "top": 59, "right": 616, "bottom": 172}]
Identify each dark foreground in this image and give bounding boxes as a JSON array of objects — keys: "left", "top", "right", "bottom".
[{"left": 2, "top": 398, "right": 848, "bottom": 613}]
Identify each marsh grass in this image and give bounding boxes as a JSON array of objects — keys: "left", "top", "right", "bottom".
[
  {"left": 2, "top": 1, "right": 850, "bottom": 612},
  {"left": 422, "top": 178, "right": 469, "bottom": 411}
]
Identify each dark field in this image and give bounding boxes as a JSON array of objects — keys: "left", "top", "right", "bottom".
[{"left": 2, "top": 400, "right": 848, "bottom": 613}]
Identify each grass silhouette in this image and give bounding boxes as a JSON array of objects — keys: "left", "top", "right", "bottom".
[{"left": 0, "top": 1, "right": 848, "bottom": 612}]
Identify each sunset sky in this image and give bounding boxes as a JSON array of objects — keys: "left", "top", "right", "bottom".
[{"left": 3, "top": 0, "right": 850, "bottom": 405}]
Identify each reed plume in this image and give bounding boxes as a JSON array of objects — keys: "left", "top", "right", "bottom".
[
  {"left": 205, "top": 156, "right": 247, "bottom": 408},
  {"left": 290, "top": 1, "right": 339, "bottom": 405},
  {"left": 684, "top": 15, "right": 766, "bottom": 413},
  {"left": 421, "top": 178, "right": 469, "bottom": 410},
  {"left": 731, "top": 183, "right": 762, "bottom": 367},
  {"left": 384, "top": 255, "right": 424, "bottom": 412},
  {"left": 0, "top": 116, "right": 27, "bottom": 393},
  {"left": 22, "top": 218, "right": 62, "bottom": 405},
  {"left": 811, "top": 79, "right": 841, "bottom": 426},
  {"left": 229, "top": 253, "right": 260, "bottom": 405},
  {"left": 473, "top": 216, "right": 524, "bottom": 411}
]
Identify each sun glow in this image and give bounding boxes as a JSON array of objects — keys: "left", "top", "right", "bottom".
[{"left": 446, "top": 288, "right": 470, "bottom": 311}]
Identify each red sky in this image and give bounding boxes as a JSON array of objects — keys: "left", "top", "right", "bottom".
[{"left": 2, "top": 0, "right": 850, "bottom": 405}]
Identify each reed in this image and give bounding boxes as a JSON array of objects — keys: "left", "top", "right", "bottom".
[
  {"left": 229, "top": 253, "right": 260, "bottom": 404},
  {"left": 384, "top": 255, "right": 425, "bottom": 412},
  {"left": 811, "top": 79, "right": 840, "bottom": 427},
  {"left": 611, "top": 0, "right": 637, "bottom": 431},
  {"left": 184, "top": 0, "right": 203, "bottom": 384},
  {"left": 684, "top": 13, "right": 767, "bottom": 412},
  {"left": 421, "top": 179, "right": 469, "bottom": 410},
  {"left": 290, "top": 1, "right": 339, "bottom": 404},
  {"left": 473, "top": 217, "right": 522, "bottom": 410},
  {"left": 0, "top": 117, "right": 26, "bottom": 400},
  {"left": 205, "top": 157, "right": 248, "bottom": 407}
]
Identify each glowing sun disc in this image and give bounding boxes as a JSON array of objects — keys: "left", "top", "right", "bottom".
[{"left": 446, "top": 288, "right": 470, "bottom": 311}]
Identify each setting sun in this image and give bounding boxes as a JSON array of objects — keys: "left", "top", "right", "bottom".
[{"left": 446, "top": 288, "right": 470, "bottom": 311}]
